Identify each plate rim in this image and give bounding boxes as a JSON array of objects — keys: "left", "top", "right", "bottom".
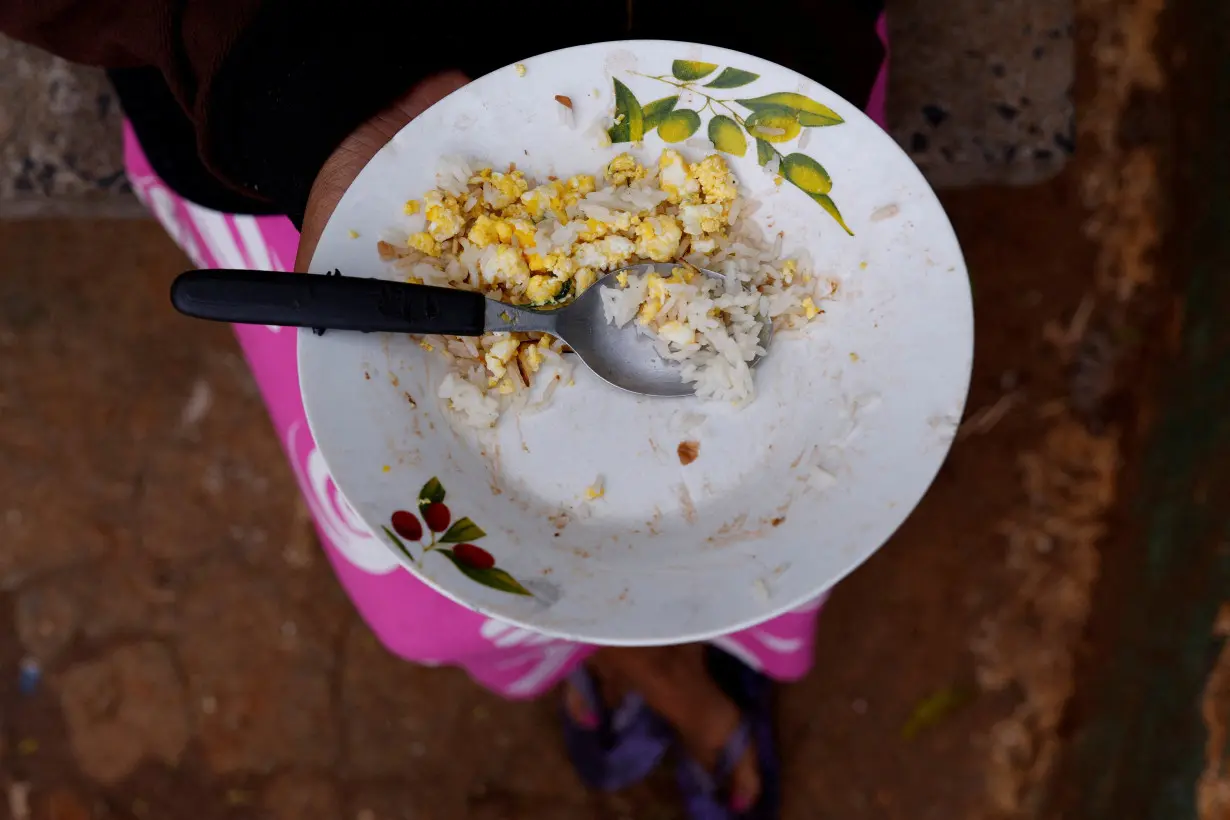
[{"left": 298, "top": 38, "right": 975, "bottom": 645}]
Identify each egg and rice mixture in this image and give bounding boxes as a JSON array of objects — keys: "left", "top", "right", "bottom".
[{"left": 376, "top": 149, "right": 830, "bottom": 427}]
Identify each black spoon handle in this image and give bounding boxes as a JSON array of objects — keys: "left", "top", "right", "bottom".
[{"left": 170, "top": 269, "right": 487, "bottom": 336}]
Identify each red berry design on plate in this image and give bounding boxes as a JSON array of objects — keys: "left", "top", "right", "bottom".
[
  {"left": 422, "top": 502, "right": 451, "bottom": 533},
  {"left": 390, "top": 510, "right": 423, "bottom": 541},
  {"left": 453, "top": 543, "right": 495, "bottom": 570}
]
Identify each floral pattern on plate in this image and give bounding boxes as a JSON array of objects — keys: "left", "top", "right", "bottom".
[
  {"left": 608, "top": 59, "right": 853, "bottom": 234},
  {"left": 383, "top": 477, "right": 531, "bottom": 596}
]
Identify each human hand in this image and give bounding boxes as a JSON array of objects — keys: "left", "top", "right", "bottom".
[{"left": 295, "top": 70, "right": 470, "bottom": 272}]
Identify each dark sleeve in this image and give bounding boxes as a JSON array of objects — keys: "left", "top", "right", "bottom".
[
  {"left": 2, "top": 0, "right": 885, "bottom": 224},
  {"left": 0, "top": 0, "right": 518, "bottom": 222}
]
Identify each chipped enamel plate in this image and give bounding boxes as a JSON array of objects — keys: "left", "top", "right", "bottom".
[{"left": 299, "top": 41, "right": 973, "bottom": 645}]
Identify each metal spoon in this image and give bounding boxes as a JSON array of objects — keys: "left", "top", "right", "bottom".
[{"left": 170, "top": 263, "right": 771, "bottom": 397}]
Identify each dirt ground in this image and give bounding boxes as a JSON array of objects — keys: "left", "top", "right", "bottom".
[{"left": 0, "top": 172, "right": 1102, "bottom": 820}]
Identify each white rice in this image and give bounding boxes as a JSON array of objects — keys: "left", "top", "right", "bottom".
[
  {"left": 436, "top": 156, "right": 473, "bottom": 196},
  {"left": 438, "top": 374, "right": 500, "bottom": 428},
  {"left": 601, "top": 238, "right": 817, "bottom": 406},
  {"left": 395, "top": 151, "right": 827, "bottom": 426}
]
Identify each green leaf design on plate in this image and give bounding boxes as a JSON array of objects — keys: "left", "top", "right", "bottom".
[
  {"left": 708, "top": 115, "right": 747, "bottom": 156},
  {"left": 657, "top": 109, "right": 701, "bottom": 143},
  {"left": 671, "top": 60, "right": 718, "bottom": 81},
  {"left": 755, "top": 138, "right": 779, "bottom": 167},
  {"left": 744, "top": 108, "right": 801, "bottom": 143},
  {"left": 418, "top": 477, "right": 445, "bottom": 507},
  {"left": 797, "top": 109, "right": 845, "bottom": 127},
  {"left": 440, "top": 516, "right": 486, "bottom": 544},
  {"left": 437, "top": 550, "right": 532, "bottom": 595},
  {"left": 735, "top": 92, "right": 844, "bottom": 126},
  {"left": 608, "top": 79, "right": 645, "bottom": 143},
  {"left": 810, "top": 193, "right": 854, "bottom": 235},
  {"left": 381, "top": 526, "right": 416, "bottom": 564},
  {"left": 642, "top": 96, "right": 679, "bottom": 131},
  {"left": 780, "top": 152, "right": 832, "bottom": 194},
  {"left": 705, "top": 67, "right": 760, "bottom": 89}
]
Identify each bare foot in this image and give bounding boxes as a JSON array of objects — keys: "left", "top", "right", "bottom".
[{"left": 587, "top": 646, "right": 761, "bottom": 811}]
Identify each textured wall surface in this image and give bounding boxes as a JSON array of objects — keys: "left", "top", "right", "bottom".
[
  {"left": 0, "top": 37, "right": 136, "bottom": 217},
  {"left": 887, "top": 0, "right": 1074, "bottom": 186}
]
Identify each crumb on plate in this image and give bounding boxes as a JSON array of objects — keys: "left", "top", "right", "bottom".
[{"left": 585, "top": 476, "right": 605, "bottom": 499}]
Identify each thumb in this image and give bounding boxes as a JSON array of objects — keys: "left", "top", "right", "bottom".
[{"left": 295, "top": 71, "right": 470, "bottom": 272}]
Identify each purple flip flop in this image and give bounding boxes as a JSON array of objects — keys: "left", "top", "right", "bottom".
[
  {"left": 561, "top": 665, "right": 673, "bottom": 791},
  {"left": 676, "top": 647, "right": 781, "bottom": 819}
]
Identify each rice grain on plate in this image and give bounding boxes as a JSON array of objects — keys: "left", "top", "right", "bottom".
[{"left": 378, "top": 149, "right": 829, "bottom": 426}]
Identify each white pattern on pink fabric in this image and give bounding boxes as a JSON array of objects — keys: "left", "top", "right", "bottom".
[
  {"left": 480, "top": 619, "right": 560, "bottom": 648},
  {"left": 184, "top": 203, "right": 248, "bottom": 269},
  {"left": 230, "top": 214, "right": 287, "bottom": 332},
  {"left": 129, "top": 173, "right": 205, "bottom": 265},
  {"left": 286, "top": 420, "right": 399, "bottom": 574},
  {"left": 750, "top": 630, "right": 804, "bottom": 653},
  {"left": 479, "top": 620, "right": 584, "bottom": 696}
]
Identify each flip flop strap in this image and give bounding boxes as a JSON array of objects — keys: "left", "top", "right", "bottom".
[
  {"left": 566, "top": 666, "right": 602, "bottom": 716},
  {"left": 566, "top": 666, "right": 648, "bottom": 735},
  {"left": 680, "top": 717, "right": 753, "bottom": 797},
  {"left": 712, "top": 718, "right": 753, "bottom": 788}
]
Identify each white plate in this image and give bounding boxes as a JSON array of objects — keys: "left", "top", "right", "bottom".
[{"left": 299, "top": 40, "right": 973, "bottom": 645}]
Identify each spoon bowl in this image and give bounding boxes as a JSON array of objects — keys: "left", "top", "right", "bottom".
[{"left": 491, "top": 263, "right": 772, "bottom": 397}]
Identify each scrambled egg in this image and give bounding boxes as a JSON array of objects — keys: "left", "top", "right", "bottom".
[
  {"left": 423, "top": 191, "right": 465, "bottom": 241},
  {"left": 484, "top": 336, "right": 521, "bottom": 382},
  {"left": 679, "top": 204, "right": 725, "bottom": 237},
  {"left": 519, "top": 338, "right": 546, "bottom": 374},
  {"left": 480, "top": 245, "right": 530, "bottom": 288},
  {"left": 575, "top": 267, "right": 598, "bottom": 291},
  {"left": 388, "top": 150, "right": 814, "bottom": 391},
  {"left": 520, "top": 175, "right": 595, "bottom": 222},
  {"left": 573, "top": 236, "right": 636, "bottom": 270},
  {"left": 635, "top": 216, "right": 683, "bottom": 262},
  {"left": 657, "top": 320, "right": 696, "bottom": 346},
  {"left": 526, "top": 274, "right": 564, "bottom": 304},
  {"left": 658, "top": 150, "right": 701, "bottom": 204},
  {"left": 638, "top": 267, "right": 696, "bottom": 324},
  {"left": 407, "top": 232, "right": 442, "bottom": 257},
  {"left": 605, "top": 153, "right": 646, "bottom": 186},
  {"left": 692, "top": 155, "right": 737, "bottom": 203},
  {"left": 471, "top": 168, "right": 529, "bottom": 209}
]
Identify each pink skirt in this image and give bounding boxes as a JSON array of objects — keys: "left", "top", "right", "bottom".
[{"left": 128, "top": 29, "right": 889, "bottom": 698}]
